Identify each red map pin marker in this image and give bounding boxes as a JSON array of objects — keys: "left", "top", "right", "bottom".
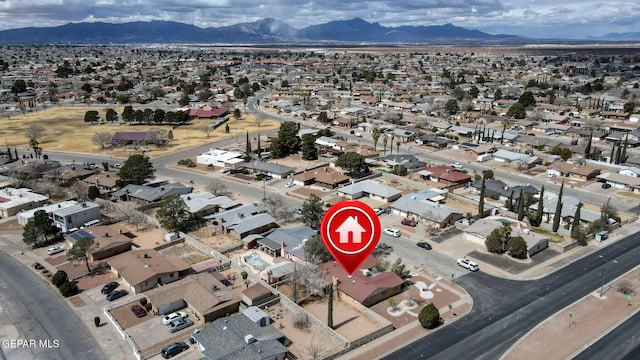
[{"left": 320, "top": 200, "right": 381, "bottom": 276}]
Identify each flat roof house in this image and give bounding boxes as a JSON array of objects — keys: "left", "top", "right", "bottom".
[
  {"left": 242, "top": 161, "right": 295, "bottom": 180},
  {"left": 337, "top": 179, "right": 402, "bottom": 203},
  {"left": 391, "top": 191, "right": 464, "bottom": 228},
  {"left": 50, "top": 201, "right": 101, "bottom": 233},
  {"left": 0, "top": 188, "right": 48, "bottom": 218},
  {"left": 17, "top": 200, "right": 78, "bottom": 226}
]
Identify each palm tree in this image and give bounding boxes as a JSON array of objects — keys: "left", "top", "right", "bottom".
[
  {"left": 500, "top": 118, "right": 511, "bottom": 144},
  {"left": 396, "top": 140, "right": 401, "bottom": 154},
  {"left": 382, "top": 136, "right": 388, "bottom": 156},
  {"left": 372, "top": 128, "right": 381, "bottom": 151},
  {"left": 390, "top": 134, "right": 396, "bottom": 155}
]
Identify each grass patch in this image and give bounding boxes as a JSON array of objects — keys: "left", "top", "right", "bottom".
[
  {"left": 618, "top": 191, "right": 640, "bottom": 200},
  {"left": 529, "top": 227, "right": 566, "bottom": 243}
]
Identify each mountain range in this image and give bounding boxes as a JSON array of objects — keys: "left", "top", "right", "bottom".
[{"left": 0, "top": 18, "right": 525, "bottom": 45}]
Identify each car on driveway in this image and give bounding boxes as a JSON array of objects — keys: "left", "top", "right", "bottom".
[
  {"left": 131, "top": 305, "right": 147, "bottom": 318},
  {"left": 106, "top": 290, "right": 128, "bottom": 301},
  {"left": 602, "top": 183, "right": 612, "bottom": 189},
  {"left": 161, "top": 342, "right": 189, "bottom": 359},
  {"left": 457, "top": 258, "right": 479, "bottom": 271},
  {"left": 168, "top": 318, "right": 194, "bottom": 333},
  {"left": 162, "top": 311, "right": 188, "bottom": 325},
  {"left": 383, "top": 228, "right": 401, "bottom": 237},
  {"left": 101, "top": 282, "right": 119, "bottom": 294},
  {"left": 285, "top": 182, "right": 295, "bottom": 188},
  {"left": 401, "top": 219, "right": 417, "bottom": 227},
  {"left": 220, "top": 167, "right": 231, "bottom": 173},
  {"left": 47, "top": 246, "right": 65, "bottom": 255},
  {"left": 417, "top": 242, "right": 432, "bottom": 250}
]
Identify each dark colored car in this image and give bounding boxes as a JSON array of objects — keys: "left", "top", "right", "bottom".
[
  {"left": 106, "top": 290, "right": 128, "bottom": 301},
  {"left": 417, "top": 242, "right": 432, "bottom": 250},
  {"left": 161, "top": 342, "right": 189, "bottom": 359},
  {"left": 131, "top": 305, "right": 147, "bottom": 318},
  {"left": 401, "top": 219, "right": 417, "bottom": 227},
  {"left": 602, "top": 183, "right": 612, "bottom": 189},
  {"left": 101, "top": 282, "right": 119, "bottom": 294}
]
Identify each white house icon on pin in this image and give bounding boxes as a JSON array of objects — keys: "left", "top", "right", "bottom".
[{"left": 335, "top": 216, "right": 366, "bottom": 244}]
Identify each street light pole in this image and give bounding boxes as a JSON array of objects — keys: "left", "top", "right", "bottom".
[
  {"left": 598, "top": 255, "right": 618, "bottom": 297},
  {"left": 263, "top": 179, "right": 266, "bottom": 200}
]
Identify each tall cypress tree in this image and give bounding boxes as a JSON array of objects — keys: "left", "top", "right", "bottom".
[
  {"left": 506, "top": 190, "right": 514, "bottom": 211},
  {"left": 614, "top": 142, "right": 622, "bottom": 164},
  {"left": 609, "top": 143, "right": 616, "bottom": 163},
  {"left": 327, "top": 283, "right": 334, "bottom": 328},
  {"left": 245, "top": 132, "right": 252, "bottom": 158},
  {"left": 552, "top": 181, "right": 564, "bottom": 232},
  {"left": 535, "top": 186, "right": 545, "bottom": 226},
  {"left": 571, "top": 202, "right": 583, "bottom": 237},
  {"left": 621, "top": 136, "right": 628, "bottom": 164},
  {"left": 516, "top": 189, "right": 525, "bottom": 221},
  {"left": 584, "top": 132, "right": 592, "bottom": 159},
  {"left": 478, "top": 176, "right": 486, "bottom": 218},
  {"left": 257, "top": 133, "right": 261, "bottom": 160}
]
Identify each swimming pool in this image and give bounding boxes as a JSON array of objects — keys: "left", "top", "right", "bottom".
[{"left": 244, "top": 253, "right": 269, "bottom": 271}]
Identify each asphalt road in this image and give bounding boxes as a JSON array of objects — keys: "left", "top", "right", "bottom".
[
  {"left": 0, "top": 251, "right": 106, "bottom": 360},
  {"left": 573, "top": 311, "right": 640, "bottom": 360},
  {"left": 382, "top": 234, "right": 640, "bottom": 360}
]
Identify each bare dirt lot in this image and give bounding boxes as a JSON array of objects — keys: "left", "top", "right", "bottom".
[{"left": 1, "top": 106, "right": 278, "bottom": 157}]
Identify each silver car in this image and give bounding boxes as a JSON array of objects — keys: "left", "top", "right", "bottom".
[{"left": 167, "top": 318, "right": 194, "bottom": 333}]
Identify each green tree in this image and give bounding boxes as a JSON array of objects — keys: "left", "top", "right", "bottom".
[
  {"left": 300, "top": 194, "right": 324, "bottom": 229},
  {"left": 67, "top": 237, "right": 96, "bottom": 272},
  {"left": 80, "top": 83, "right": 92, "bottom": 93},
  {"left": 391, "top": 258, "right": 411, "bottom": 279},
  {"left": 270, "top": 121, "right": 301, "bottom": 158},
  {"left": 494, "top": 88, "right": 503, "bottom": 100},
  {"left": 518, "top": 91, "right": 536, "bottom": 108},
  {"left": 84, "top": 110, "right": 99, "bottom": 124},
  {"left": 483, "top": 170, "right": 494, "bottom": 180},
  {"left": 301, "top": 134, "right": 318, "bottom": 160},
  {"left": 552, "top": 181, "right": 564, "bottom": 232},
  {"left": 233, "top": 108, "right": 241, "bottom": 121},
  {"left": 51, "top": 270, "right": 69, "bottom": 288},
  {"left": 534, "top": 186, "right": 545, "bottom": 226},
  {"left": 560, "top": 148, "right": 573, "bottom": 161},
  {"left": 245, "top": 132, "right": 252, "bottom": 158},
  {"left": 11, "top": 79, "right": 27, "bottom": 94},
  {"left": 508, "top": 236, "right": 528, "bottom": 259},
  {"left": 225, "top": 124, "right": 230, "bottom": 133},
  {"left": 624, "top": 101, "right": 636, "bottom": 114},
  {"left": 105, "top": 108, "right": 118, "bottom": 123},
  {"left": 87, "top": 185, "right": 100, "bottom": 200},
  {"left": 507, "top": 103, "right": 526, "bottom": 119},
  {"left": 117, "top": 154, "right": 155, "bottom": 185},
  {"left": 22, "top": 219, "right": 43, "bottom": 247},
  {"left": 419, "top": 303, "right": 440, "bottom": 329},
  {"left": 478, "top": 176, "right": 486, "bottom": 218},
  {"left": 571, "top": 202, "right": 583, "bottom": 238},
  {"left": 444, "top": 99, "right": 459, "bottom": 115},
  {"left": 156, "top": 195, "right": 190, "bottom": 235},
  {"left": 516, "top": 189, "right": 525, "bottom": 221},
  {"left": 336, "top": 152, "right": 365, "bottom": 174},
  {"left": 584, "top": 132, "right": 593, "bottom": 159},
  {"left": 59, "top": 280, "right": 79, "bottom": 297},
  {"left": 393, "top": 164, "right": 408, "bottom": 176},
  {"left": 485, "top": 228, "right": 505, "bottom": 254},
  {"left": 468, "top": 86, "right": 480, "bottom": 98},
  {"left": 304, "top": 235, "right": 332, "bottom": 264}
]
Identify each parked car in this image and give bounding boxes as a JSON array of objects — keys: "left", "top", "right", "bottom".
[
  {"left": 161, "top": 342, "right": 189, "bottom": 359},
  {"left": 602, "top": 183, "right": 612, "bottom": 189},
  {"left": 113, "top": 163, "right": 123, "bottom": 169},
  {"left": 131, "top": 305, "right": 147, "bottom": 318},
  {"left": 457, "top": 258, "right": 479, "bottom": 271},
  {"left": 383, "top": 228, "right": 401, "bottom": 237},
  {"left": 374, "top": 208, "right": 390, "bottom": 215},
  {"left": 416, "top": 242, "right": 432, "bottom": 250},
  {"left": 292, "top": 207, "right": 302, "bottom": 215},
  {"left": 451, "top": 162, "right": 463, "bottom": 169},
  {"left": 220, "top": 167, "right": 231, "bottom": 173},
  {"left": 401, "top": 219, "right": 417, "bottom": 227},
  {"left": 101, "top": 282, "right": 119, "bottom": 294},
  {"left": 285, "top": 182, "right": 295, "bottom": 188},
  {"left": 162, "top": 311, "right": 188, "bottom": 325},
  {"left": 167, "top": 318, "right": 194, "bottom": 333},
  {"left": 106, "top": 290, "right": 128, "bottom": 301},
  {"left": 47, "top": 246, "right": 65, "bottom": 255}
]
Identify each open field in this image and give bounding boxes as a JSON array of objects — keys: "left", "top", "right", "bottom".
[{"left": 1, "top": 106, "right": 278, "bottom": 157}]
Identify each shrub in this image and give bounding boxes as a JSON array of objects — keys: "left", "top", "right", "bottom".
[
  {"left": 240, "top": 271, "right": 248, "bottom": 280},
  {"left": 34, "top": 263, "right": 44, "bottom": 270},
  {"left": 59, "top": 281, "right": 79, "bottom": 297},
  {"left": 42, "top": 269, "right": 50, "bottom": 275},
  {"left": 508, "top": 236, "right": 528, "bottom": 259},
  {"left": 617, "top": 280, "right": 635, "bottom": 295},
  {"left": 144, "top": 303, "right": 152, "bottom": 312},
  {"left": 139, "top": 298, "right": 148, "bottom": 306},
  {"left": 51, "top": 270, "right": 69, "bottom": 288},
  {"left": 292, "top": 312, "right": 310, "bottom": 329},
  {"left": 177, "top": 158, "right": 196, "bottom": 167},
  {"left": 419, "top": 303, "right": 440, "bottom": 329}
]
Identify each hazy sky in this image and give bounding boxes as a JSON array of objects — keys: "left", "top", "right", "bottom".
[{"left": 0, "top": 0, "right": 638, "bottom": 39}]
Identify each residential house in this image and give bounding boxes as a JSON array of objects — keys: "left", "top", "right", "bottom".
[
  {"left": 263, "top": 261, "right": 295, "bottom": 284},
  {"left": 390, "top": 191, "right": 464, "bottom": 228},
  {"left": 315, "top": 136, "right": 346, "bottom": 153},
  {"left": 336, "top": 180, "right": 403, "bottom": 203},
  {"left": 242, "top": 284, "right": 277, "bottom": 307},
  {"left": 597, "top": 168, "right": 640, "bottom": 192},
  {"left": 145, "top": 272, "right": 240, "bottom": 323},
  {"left": 381, "top": 154, "right": 426, "bottom": 171},
  {"left": 192, "top": 312, "right": 288, "bottom": 360},
  {"left": 111, "top": 182, "right": 192, "bottom": 204},
  {"left": 471, "top": 179, "right": 538, "bottom": 202},
  {"left": 17, "top": 200, "right": 78, "bottom": 226},
  {"left": 80, "top": 171, "right": 120, "bottom": 192},
  {"left": 547, "top": 161, "right": 601, "bottom": 180},
  {"left": 319, "top": 257, "right": 404, "bottom": 307},
  {"left": 417, "top": 165, "right": 473, "bottom": 188},
  {"left": 414, "top": 134, "right": 454, "bottom": 149},
  {"left": 196, "top": 149, "right": 245, "bottom": 169},
  {"left": 66, "top": 224, "right": 134, "bottom": 261},
  {"left": 108, "top": 249, "right": 192, "bottom": 294},
  {"left": 0, "top": 188, "right": 48, "bottom": 218},
  {"left": 492, "top": 149, "right": 541, "bottom": 168},
  {"left": 50, "top": 201, "right": 101, "bottom": 233},
  {"left": 292, "top": 166, "right": 350, "bottom": 189},
  {"left": 256, "top": 226, "right": 317, "bottom": 262},
  {"left": 181, "top": 192, "right": 241, "bottom": 217},
  {"left": 210, "top": 204, "right": 279, "bottom": 239},
  {"left": 463, "top": 218, "right": 549, "bottom": 257},
  {"left": 242, "top": 161, "right": 295, "bottom": 180},
  {"left": 529, "top": 194, "right": 601, "bottom": 227}
]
